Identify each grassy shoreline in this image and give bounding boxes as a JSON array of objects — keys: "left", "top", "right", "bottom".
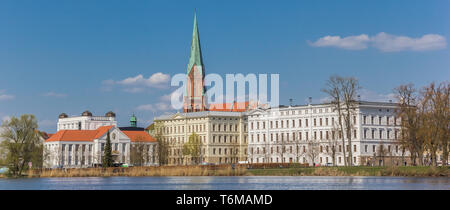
[
  {"left": 247, "top": 166, "right": 449, "bottom": 177},
  {"left": 1, "top": 166, "right": 448, "bottom": 178}
]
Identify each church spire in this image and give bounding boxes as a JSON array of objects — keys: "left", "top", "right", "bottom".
[{"left": 187, "top": 12, "right": 203, "bottom": 75}]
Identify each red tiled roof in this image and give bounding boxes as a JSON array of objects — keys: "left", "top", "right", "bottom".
[
  {"left": 122, "top": 130, "right": 156, "bottom": 143},
  {"left": 45, "top": 126, "right": 114, "bottom": 142},
  {"left": 208, "top": 101, "right": 249, "bottom": 112}
]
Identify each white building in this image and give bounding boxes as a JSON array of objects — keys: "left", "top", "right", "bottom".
[
  {"left": 153, "top": 109, "right": 249, "bottom": 165},
  {"left": 247, "top": 101, "right": 409, "bottom": 166},
  {"left": 57, "top": 110, "right": 117, "bottom": 131},
  {"left": 44, "top": 113, "right": 158, "bottom": 168}
]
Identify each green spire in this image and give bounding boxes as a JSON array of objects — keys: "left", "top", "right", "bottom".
[
  {"left": 187, "top": 12, "right": 204, "bottom": 75},
  {"left": 130, "top": 114, "right": 137, "bottom": 127}
]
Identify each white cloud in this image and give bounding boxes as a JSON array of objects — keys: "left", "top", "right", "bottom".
[
  {"left": 1, "top": 116, "right": 10, "bottom": 123},
  {"left": 316, "top": 89, "right": 396, "bottom": 104},
  {"left": 123, "top": 87, "right": 145, "bottom": 93},
  {"left": 102, "top": 72, "right": 171, "bottom": 93},
  {"left": 371, "top": 32, "right": 447, "bottom": 52},
  {"left": 160, "top": 94, "right": 172, "bottom": 102},
  {"left": 116, "top": 73, "right": 170, "bottom": 88},
  {"left": 0, "top": 90, "right": 14, "bottom": 101},
  {"left": 318, "top": 96, "right": 332, "bottom": 104},
  {"left": 0, "top": 94, "right": 14, "bottom": 101},
  {"left": 358, "top": 89, "right": 397, "bottom": 103},
  {"left": 136, "top": 102, "right": 172, "bottom": 112},
  {"left": 160, "top": 91, "right": 183, "bottom": 102},
  {"left": 309, "top": 32, "right": 447, "bottom": 52},
  {"left": 148, "top": 73, "right": 171, "bottom": 86},
  {"left": 309, "top": 34, "right": 370, "bottom": 50},
  {"left": 43, "top": 92, "right": 67, "bottom": 98}
]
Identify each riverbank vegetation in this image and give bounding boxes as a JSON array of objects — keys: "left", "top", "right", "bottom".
[
  {"left": 26, "top": 165, "right": 247, "bottom": 178},
  {"left": 1, "top": 165, "right": 446, "bottom": 178},
  {"left": 247, "top": 166, "right": 449, "bottom": 177}
]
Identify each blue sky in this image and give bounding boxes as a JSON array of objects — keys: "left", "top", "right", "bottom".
[{"left": 0, "top": 0, "right": 449, "bottom": 133}]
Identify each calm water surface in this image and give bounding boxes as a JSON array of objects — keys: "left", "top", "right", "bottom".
[{"left": 0, "top": 176, "right": 448, "bottom": 190}]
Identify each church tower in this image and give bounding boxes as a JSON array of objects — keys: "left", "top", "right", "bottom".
[{"left": 183, "top": 12, "right": 207, "bottom": 113}]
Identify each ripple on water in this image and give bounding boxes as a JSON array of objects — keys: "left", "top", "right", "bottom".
[{"left": 0, "top": 176, "right": 448, "bottom": 190}]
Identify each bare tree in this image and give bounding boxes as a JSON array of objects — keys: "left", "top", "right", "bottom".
[
  {"left": 340, "top": 77, "right": 360, "bottom": 166},
  {"left": 420, "top": 82, "right": 449, "bottom": 166},
  {"left": 294, "top": 132, "right": 301, "bottom": 164},
  {"left": 264, "top": 135, "right": 270, "bottom": 163},
  {"left": 154, "top": 133, "right": 169, "bottom": 166},
  {"left": 130, "top": 141, "right": 146, "bottom": 166},
  {"left": 323, "top": 76, "right": 347, "bottom": 166},
  {"left": 306, "top": 139, "right": 320, "bottom": 166},
  {"left": 323, "top": 75, "right": 360, "bottom": 166},
  {"left": 377, "top": 143, "right": 386, "bottom": 166},
  {"left": 327, "top": 127, "right": 340, "bottom": 166},
  {"left": 280, "top": 133, "right": 286, "bottom": 163},
  {"left": 394, "top": 84, "right": 424, "bottom": 165}
]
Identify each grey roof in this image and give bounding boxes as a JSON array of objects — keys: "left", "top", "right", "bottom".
[{"left": 269, "top": 100, "right": 399, "bottom": 109}]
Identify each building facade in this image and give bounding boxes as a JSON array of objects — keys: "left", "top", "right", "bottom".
[
  {"left": 44, "top": 114, "right": 158, "bottom": 168},
  {"left": 153, "top": 111, "right": 248, "bottom": 165},
  {"left": 247, "top": 101, "right": 410, "bottom": 166},
  {"left": 57, "top": 110, "right": 117, "bottom": 131}
]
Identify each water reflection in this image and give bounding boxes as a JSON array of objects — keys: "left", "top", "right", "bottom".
[{"left": 0, "top": 176, "right": 448, "bottom": 190}]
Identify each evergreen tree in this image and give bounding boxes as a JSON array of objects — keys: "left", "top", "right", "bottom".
[{"left": 103, "top": 130, "right": 113, "bottom": 167}]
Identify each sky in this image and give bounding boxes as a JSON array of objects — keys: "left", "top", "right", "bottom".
[{"left": 0, "top": 0, "right": 449, "bottom": 133}]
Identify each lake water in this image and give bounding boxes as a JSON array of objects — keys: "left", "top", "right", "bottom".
[{"left": 0, "top": 176, "right": 448, "bottom": 190}]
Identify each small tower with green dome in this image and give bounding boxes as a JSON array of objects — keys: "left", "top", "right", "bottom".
[{"left": 130, "top": 114, "right": 137, "bottom": 127}]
